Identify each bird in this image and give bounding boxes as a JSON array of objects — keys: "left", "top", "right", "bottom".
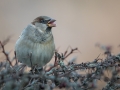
[{"left": 15, "top": 16, "right": 56, "bottom": 67}]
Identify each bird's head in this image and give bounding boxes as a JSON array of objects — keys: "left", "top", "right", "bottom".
[{"left": 32, "top": 16, "right": 56, "bottom": 32}]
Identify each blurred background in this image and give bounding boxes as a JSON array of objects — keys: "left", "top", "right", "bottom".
[{"left": 0, "top": 0, "right": 120, "bottom": 89}]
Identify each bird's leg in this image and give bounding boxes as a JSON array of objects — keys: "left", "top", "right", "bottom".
[
  {"left": 34, "top": 65, "right": 43, "bottom": 74},
  {"left": 29, "top": 52, "right": 33, "bottom": 67}
]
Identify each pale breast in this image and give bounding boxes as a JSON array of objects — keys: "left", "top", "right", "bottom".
[{"left": 15, "top": 33, "right": 55, "bottom": 67}]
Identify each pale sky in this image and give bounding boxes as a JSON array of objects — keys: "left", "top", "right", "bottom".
[{"left": 0, "top": 0, "right": 120, "bottom": 61}]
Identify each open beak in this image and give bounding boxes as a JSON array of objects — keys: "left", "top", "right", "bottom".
[{"left": 47, "top": 19, "right": 56, "bottom": 27}]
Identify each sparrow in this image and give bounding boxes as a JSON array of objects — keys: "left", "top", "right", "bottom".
[{"left": 15, "top": 16, "right": 56, "bottom": 67}]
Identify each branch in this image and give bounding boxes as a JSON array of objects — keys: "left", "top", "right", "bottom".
[{"left": 0, "top": 41, "right": 13, "bottom": 66}]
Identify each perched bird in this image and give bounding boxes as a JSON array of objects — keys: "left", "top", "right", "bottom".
[{"left": 15, "top": 16, "right": 56, "bottom": 67}]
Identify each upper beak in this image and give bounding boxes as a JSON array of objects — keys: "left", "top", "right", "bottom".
[{"left": 47, "top": 19, "right": 56, "bottom": 27}]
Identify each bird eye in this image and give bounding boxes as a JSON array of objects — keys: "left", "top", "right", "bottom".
[
  {"left": 48, "top": 19, "right": 51, "bottom": 21},
  {"left": 40, "top": 19, "right": 44, "bottom": 23}
]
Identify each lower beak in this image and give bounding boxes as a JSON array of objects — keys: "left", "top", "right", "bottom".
[{"left": 47, "top": 19, "right": 56, "bottom": 27}]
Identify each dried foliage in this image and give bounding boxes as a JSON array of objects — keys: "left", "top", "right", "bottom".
[{"left": 0, "top": 38, "right": 120, "bottom": 90}]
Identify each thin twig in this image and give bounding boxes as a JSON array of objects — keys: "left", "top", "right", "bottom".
[
  {"left": 14, "top": 51, "right": 18, "bottom": 65},
  {"left": 29, "top": 52, "right": 33, "bottom": 68},
  {"left": 64, "top": 48, "right": 78, "bottom": 59},
  {"left": 0, "top": 41, "right": 13, "bottom": 66},
  {"left": 54, "top": 51, "right": 58, "bottom": 66}
]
